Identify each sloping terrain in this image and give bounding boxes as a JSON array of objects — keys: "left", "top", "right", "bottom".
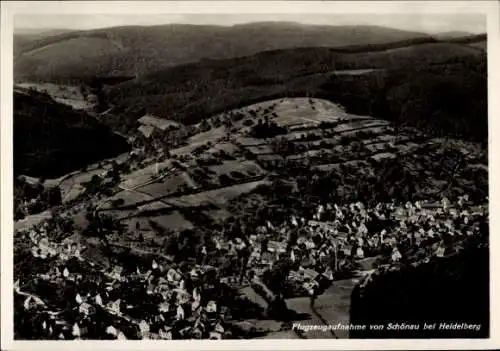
[
  {"left": 11, "top": 23, "right": 489, "bottom": 339},
  {"left": 103, "top": 39, "right": 486, "bottom": 142},
  {"left": 14, "top": 88, "right": 130, "bottom": 177},
  {"left": 14, "top": 23, "right": 443, "bottom": 82},
  {"left": 32, "top": 97, "right": 484, "bottom": 263},
  {"left": 13, "top": 96, "right": 489, "bottom": 340},
  {"left": 432, "top": 31, "right": 473, "bottom": 40}
]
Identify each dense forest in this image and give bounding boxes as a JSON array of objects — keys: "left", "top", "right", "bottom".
[
  {"left": 104, "top": 41, "right": 486, "bottom": 142},
  {"left": 14, "top": 88, "right": 130, "bottom": 177},
  {"left": 319, "top": 56, "right": 487, "bottom": 142},
  {"left": 14, "top": 23, "right": 441, "bottom": 81},
  {"left": 349, "top": 231, "right": 489, "bottom": 338}
]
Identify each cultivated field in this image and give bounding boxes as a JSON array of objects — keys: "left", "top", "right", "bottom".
[
  {"left": 165, "top": 180, "right": 270, "bottom": 208},
  {"left": 120, "top": 160, "right": 173, "bottom": 189},
  {"left": 207, "top": 160, "right": 265, "bottom": 177},
  {"left": 135, "top": 172, "right": 198, "bottom": 197}
]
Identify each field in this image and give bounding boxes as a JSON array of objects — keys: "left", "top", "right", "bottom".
[
  {"left": 165, "top": 180, "right": 270, "bottom": 207},
  {"left": 120, "top": 160, "right": 173, "bottom": 189},
  {"left": 135, "top": 172, "right": 198, "bottom": 197},
  {"left": 188, "top": 127, "right": 227, "bottom": 144},
  {"left": 14, "top": 210, "right": 52, "bottom": 232},
  {"left": 208, "top": 161, "right": 265, "bottom": 177},
  {"left": 224, "top": 98, "right": 398, "bottom": 167},
  {"left": 149, "top": 211, "right": 194, "bottom": 231},
  {"left": 206, "top": 142, "right": 241, "bottom": 156},
  {"left": 101, "top": 191, "right": 154, "bottom": 209}
]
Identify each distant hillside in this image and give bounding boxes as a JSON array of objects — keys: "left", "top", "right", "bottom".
[
  {"left": 14, "top": 88, "right": 130, "bottom": 177},
  {"left": 15, "top": 28, "right": 72, "bottom": 36},
  {"left": 433, "top": 31, "right": 473, "bottom": 40},
  {"left": 468, "top": 40, "right": 487, "bottom": 51},
  {"left": 14, "top": 23, "right": 434, "bottom": 82},
  {"left": 105, "top": 40, "right": 486, "bottom": 142},
  {"left": 14, "top": 29, "right": 74, "bottom": 57}
]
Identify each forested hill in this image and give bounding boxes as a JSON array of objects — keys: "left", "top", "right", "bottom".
[
  {"left": 14, "top": 22, "right": 485, "bottom": 83},
  {"left": 14, "top": 88, "right": 130, "bottom": 177},
  {"left": 13, "top": 23, "right": 444, "bottom": 82},
  {"left": 104, "top": 39, "right": 486, "bottom": 143}
]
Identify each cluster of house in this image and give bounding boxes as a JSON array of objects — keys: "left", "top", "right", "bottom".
[
  {"left": 26, "top": 225, "right": 84, "bottom": 261},
  {"left": 15, "top": 191, "right": 487, "bottom": 339},
  {"left": 16, "top": 229, "right": 231, "bottom": 340},
  {"left": 217, "top": 195, "right": 487, "bottom": 298}
]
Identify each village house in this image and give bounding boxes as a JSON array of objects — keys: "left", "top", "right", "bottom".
[
  {"left": 22, "top": 294, "right": 45, "bottom": 311},
  {"left": 78, "top": 302, "right": 96, "bottom": 316}
]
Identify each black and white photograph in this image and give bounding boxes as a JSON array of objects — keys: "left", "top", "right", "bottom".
[{"left": 1, "top": 0, "right": 499, "bottom": 349}]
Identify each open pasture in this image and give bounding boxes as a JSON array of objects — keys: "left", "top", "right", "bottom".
[
  {"left": 235, "top": 137, "right": 269, "bottom": 147},
  {"left": 329, "top": 121, "right": 390, "bottom": 135},
  {"left": 271, "top": 99, "right": 343, "bottom": 126},
  {"left": 208, "top": 160, "right": 265, "bottom": 177},
  {"left": 59, "top": 168, "right": 106, "bottom": 193},
  {"left": 188, "top": 126, "right": 227, "bottom": 145},
  {"left": 225, "top": 97, "right": 350, "bottom": 127},
  {"left": 169, "top": 143, "right": 201, "bottom": 157},
  {"left": 149, "top": 210, "right": 194, "bottom": 231},
  {"left": 204, "top": 208, "right": 233, "bottom": 222},
  {"left": 137, "top": 200, "right": 172, "bottom": 213},
  {"left": 14, "top": 210, "right": 52, "bottom": 232},
  {"left": 135, "top": 172, "right": 198, "bottom": 197},
  {"left": 206, "top": 142, "right": 241, "bottom": 156},
  {"left": 165, "top": 180, "right": 270, "bottom": 208},
  {"left": 62, "top": 184, "right": 86, "bottom": 203},
  {"left": 245, "top": 145, "right": 275, "bottom": 155},
  {"left": 120, "top": 160, "right": 172, "bottom": 189},
  {"left": 101, "top": 190, "right": 154, "bottom": 209}
]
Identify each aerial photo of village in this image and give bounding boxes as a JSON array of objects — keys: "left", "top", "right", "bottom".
[{"left": 10, "top": 8, "right": 489, "bottom": 341}]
